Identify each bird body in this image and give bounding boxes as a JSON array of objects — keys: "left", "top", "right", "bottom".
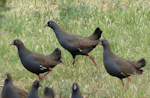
[
  {"left": 43, "top": 87, "right": 55, "bottom": 98},
  {"left": 1, "top": 73, "right": 28, "bottom": 98},
  {"left": 71, "top": 83, "right": 83, "bottom": 98},
  {"left": 27, "top": 80, "right": 41, "bottom": 98},
  {"left": 45, "top": 21, "right": 102, "bottom": 66},
  {"left": 2, "top": 81, "right": 20, "bottom": 98},
  {"left": 100, "top": 39, "right": 146, "bottom": 88},
  {"left": 11, "top": 39, "right": 62, "bottom": 80}
]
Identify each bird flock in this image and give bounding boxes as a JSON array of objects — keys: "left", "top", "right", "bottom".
[{"left": 1, "top": 21, "right": 146, "bottom": 98}]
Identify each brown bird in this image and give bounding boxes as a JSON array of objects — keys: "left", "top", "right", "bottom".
[
  {"left": 1, "top": 73, "right": 29, "bottom": 98},
  {"left": 10, "top": 39, "right": 62, "bottom": 81},
  {"left": 100, "top": 39, "right": 146, "bottom": 89},
  {"left": 44, "top": 21, "right": 102, "bottom": 66}
]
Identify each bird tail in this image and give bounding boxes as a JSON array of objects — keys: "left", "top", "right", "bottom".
[
  {"left": 135, "top": 58, "right": 146, "bottom": 74},
  {"left": 137, "top": 58, "right": 146, "bottom": 68},
  {"left": 87, "top": 27, "right": 102, "bottom": 40},
  {"left": 49, "top": 48, "right": 62, "bottom": 63},
  {"left": 127, "top": 58, "right": 146, "bottom": 69}
]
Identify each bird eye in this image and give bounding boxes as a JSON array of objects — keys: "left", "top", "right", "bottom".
[
  {"left": 36, "top": 82, "right": 38, "bottom": 84},
  {"left": 15, "top": 41, "right": 17, "bottom": 43},
  {"left": 49, "top": 22, "right": 51, "bottom": 24},
  {"left": 102, "top": 40, "right": 105, "bottom": 43}
]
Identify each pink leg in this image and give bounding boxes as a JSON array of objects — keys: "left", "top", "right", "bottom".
[
  {"left": 121, "top": 80, "right": 124, "bottom": 87},
  {"left": 88, "top": 55, "right": 97, "bottom": 66},
  {"left": 38, "top": 75, "right": 42, "bottom": 81},
  {"left": 73, "top": 58, "right": 75, "bottom": 65},
  {"left": 40, "top": 68, "right": 52, "bottom": 81},
  {"left": 125, "top": 77, "right": 130, "bottom": 89}
]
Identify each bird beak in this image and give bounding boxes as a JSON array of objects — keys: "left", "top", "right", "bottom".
[
  {"left": 10, "top": 42, "right": 14, "bottom": 45},
  {"left": 44, "top": 23, "right": 48, "bottom": 27},
  {"left": 73, "top": 85, "right": 77, "bottom": 90},
  {"left": 99, "top": 40, "right": 102, "bottom": 45},
  {"left": 4, "top": 75, "right": 8, "bottom": 80},
  {"left": 39, "top": 82, "right": 42, "bottom": 87}
]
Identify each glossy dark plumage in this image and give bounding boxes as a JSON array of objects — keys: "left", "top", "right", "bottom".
[
  {"left": 71, "top": 83, "right": 83, "bottom": 98},
  {"left": 27, "top": 80, "right": 41, "bottom": 98},
  {"left": 100, "top": 39, "right": 146, "bottom": 89},
  {"left": 1, "top": 73, "right": 28, "bottom": 98},
  {"left": 44, "top": 21, "right": 102, "bottom": 66},
  {"left": 43, "top": 87, "right": 55, "bottom": 98},
  {"left": 10, "top": 39, "right": 62, "bottom": 80}
]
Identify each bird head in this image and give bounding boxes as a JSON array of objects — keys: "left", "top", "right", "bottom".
[
  {"left": 44, "top": 21, "right": 56, "bottom": 28},
  {"left": 4, "top": 73, "right": 12, "bottom": 81},
  {"left": 32, "top": 80, "right": 42, "bottom": 88},
  {"left": 99, "top": 39, "right": 109, "bottom": 46},
  {"left": 44, "top": 87, "right": 55, "bottom": 97},
  {"left": 10, "top": 39, "right": 23, "bottom": 47},
  {"left": 72, "top": 82, "right": 79, "bottom": 91}
]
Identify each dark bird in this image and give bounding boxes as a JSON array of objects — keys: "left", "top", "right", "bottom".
[
  {"left": 10, "top": 39, "right": 62, "bottom": 81},
  {"left": 44, "top": 21, "right": 102, "bottom": 66},
  {"left": 27, "top": 80, "right": 41, "bottom": 98},
  {"left": 1, "top": 73, "right": 29, "bottom": 98},
  {"left": 43, "top": 87, "right": 55, "bottom": 98},
  {"left": 71, "top": 82, "right": 83, "bottom": 98},
  {"left": 100, "top": 39, "right": 146, "bottom": 89}
]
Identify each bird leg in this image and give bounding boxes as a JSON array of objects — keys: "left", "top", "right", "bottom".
[
  {"left": 38, "top": 75, "right": 42, "bottom": 80},
  {"left": 88, "top": 55, "right": 97, "bottom": 66},
  {"left": 125, "top": 77, "right": 130, "bottom": 89},
  {"left": 73, "top": 58, "right": 75, "bottom": 65},
  {"left": 121, "top": 80, "right": 124, "bottom": 87},
  {"left": 39, "top": 68, "right": 52, "bottom": 81}
]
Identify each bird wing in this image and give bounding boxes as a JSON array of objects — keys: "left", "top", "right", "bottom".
[
  {"left": 28, "top": 52, "right": 49, "bottom": 67},
  {"left": 70, "top": 39, "right": 100, "bottom": 49},
  {"left": 30, "top": 51, "right": 60, "bottom": 68},
  {"left": 113, "top": 56, "right": 137, "bottom": 75},
  {"left": 13, "top": 86, "right": 29, "bottom": 98}
]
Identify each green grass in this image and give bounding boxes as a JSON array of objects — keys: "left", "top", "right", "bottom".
[{"left": 0, "top": 0, "right": 150, "bottom": 97}]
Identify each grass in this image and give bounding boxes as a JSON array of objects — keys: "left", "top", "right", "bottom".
[{"left": 0, "top": 0, "right": 150, "bottom": 97}]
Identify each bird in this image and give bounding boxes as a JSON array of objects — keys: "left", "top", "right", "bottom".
[
  {"left": 42, "top": 87, "right": 55, "bottom": 98},
  {"left": 27, "top": 80, "right": 41, "bottom": 98},
  {"left": 1, "top": 73, "right": 29, "bottom": 98},
  {"left": 99, "top": 39, "right": 146, "bottom": 89},
  {"left": 10, "top": 39, "right": 62, "bottom": 81},
  {"left": 71, "top": 82, "right": 83, "bottom": 98},
  {"left": 44, "top": 21, "right": 102, "bottom": 66}
]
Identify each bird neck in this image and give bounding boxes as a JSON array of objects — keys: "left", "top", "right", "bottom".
[
  {"left": 51, "top": 23, "right": 69, "bottom": 38},
  {"left": 17, "top": 44, "right": 26, "bottom": 50},
  {"left": 31, "top": 87, "right": 38, "bottom": 93},
  {"left": 4, "top": 80, "right": 13, "bottom": 87},
  {"left": 103, "top": 45, "right": 115, "bottom": 57},
  {"left": 17, "top": 44, "right": 32, "bottom": 55},
  {"left": 51, "top": 23, "right": 62, "bottom": 31},
  {"left": 72, "top": 89, "right": 81, "bottom": 96}
]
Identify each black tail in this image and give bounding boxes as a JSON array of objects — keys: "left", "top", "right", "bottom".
[
  {"left": 54, "top": 48, "right": 62, "bottom": 62},
  {"left": 50, "top": 48, "right": 62, "bottom": 63},
  {"left": 137, "top": 58, "right": 146, "bottom": 68},
  {"left": 88, "top": 27, "right": 102, "bottom": 40}
]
